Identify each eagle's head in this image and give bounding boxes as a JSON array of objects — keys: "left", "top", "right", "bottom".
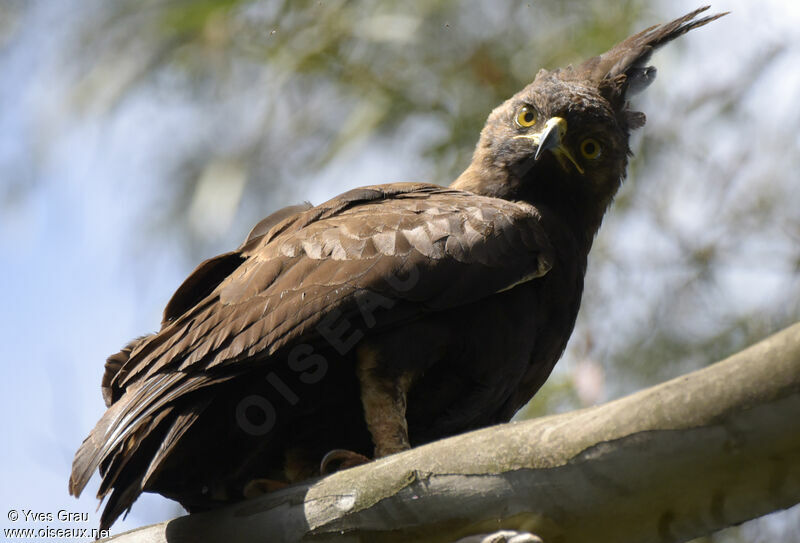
[
  {"left": 472, "top": 72, "right": 637, "bottom": 215},
  {"left": 452, "top": 6, "right": 726, "bottom": 240}
]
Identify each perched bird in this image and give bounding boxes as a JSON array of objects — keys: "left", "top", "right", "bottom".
[{"left": 70, "top": 7, "right": 726, "bottom": 531}]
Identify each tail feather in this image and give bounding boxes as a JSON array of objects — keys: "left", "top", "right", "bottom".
[
  {"left": 99, "top": 471, "right": 148, "bottom": 534},
  {"left": 96, "top": 408, "right": 172, "bottom": 499},
  {"left": 69, "top": 372, "right": 224, "bottom": 532},
  {"left": 70, "top": 381, "right": 209, "bottom": 530},
  {"left": 69, "top": 374, "right": 182, "bottom": 498},
  {"left": 72, "top": 321, "right": 241, "bottom": 530},
  {"left": 142, "top": 397, "right": 212, "bottom": 488}
]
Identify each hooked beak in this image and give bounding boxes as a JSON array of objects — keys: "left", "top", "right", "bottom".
[
  {"left": 534, "top": 117, "right": 566, "bottom": 160},
  {"left": 516, "top": 116, "right": 584, "bottom": 174}
]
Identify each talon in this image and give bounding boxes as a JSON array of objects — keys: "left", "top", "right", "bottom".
[
  {"left": 242, "top": 478, "right": 289, "bottom": 499},
  {"left": 320, "top": 449, "right": 371, "bottom": 475}
]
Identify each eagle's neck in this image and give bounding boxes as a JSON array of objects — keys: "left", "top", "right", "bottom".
[
  {"left": 452, "top": 162, "right": 604, "bottom": 252},
  {"left": 451, "top": 161, "right": 521, "bottom": 199}
]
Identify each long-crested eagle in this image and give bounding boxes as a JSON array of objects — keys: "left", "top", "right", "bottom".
[{"left": 70, "top": 7, "right": 726, "bottom": 531}]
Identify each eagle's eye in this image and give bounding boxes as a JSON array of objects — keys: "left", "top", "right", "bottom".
[
  {"left": 515, "top": 106, "right": 537, "bottom": 128},
  {"left": 580, "top": 138, "right": 602, "bottom": 160}
]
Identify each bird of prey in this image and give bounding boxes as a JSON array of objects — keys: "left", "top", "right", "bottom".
[{"left": 70, "top": 7, "right": 725, "bottom": 531}]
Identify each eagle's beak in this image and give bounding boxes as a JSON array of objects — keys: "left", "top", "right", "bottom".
[
  {"left": 517, "top": 117, "right": 585, "bottom": 175},
  {"left": 534, "top": 117, "right": 567, "bottom": 160}
]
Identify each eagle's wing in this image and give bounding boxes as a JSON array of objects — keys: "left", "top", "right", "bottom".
[
  {"left": 115, "top": 182, "right": 553, "bottom": 387},
  {"left": 70, "top": 182, "right": 554, "bottom": 521}
]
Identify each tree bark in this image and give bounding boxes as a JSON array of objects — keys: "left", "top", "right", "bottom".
[{"left": 103, "top": 322, "right": 800, "bottom": 543}]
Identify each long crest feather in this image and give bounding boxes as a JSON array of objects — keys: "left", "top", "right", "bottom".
[{"left": 577, "top": 6, "right": 728, "bottom": 99}]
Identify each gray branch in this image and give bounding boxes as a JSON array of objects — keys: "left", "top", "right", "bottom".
[{"left": 104, "top": 322, "right": 800, "bottom": 543}]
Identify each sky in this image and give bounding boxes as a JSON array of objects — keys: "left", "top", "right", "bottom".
[{"left": 1, "top": 0, "right": 799, "bottom": 540}]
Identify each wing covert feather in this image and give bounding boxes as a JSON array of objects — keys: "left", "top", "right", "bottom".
[{"left": 114, "top": 183, "right": 553, "bottom": 390}]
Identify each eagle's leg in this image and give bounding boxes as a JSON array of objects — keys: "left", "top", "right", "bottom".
[
  {"left": 356, "top": 344, "right": 413, "bottom": 458},
  {"left": 319, "top": 345, "right": 413, "bottom": 475}
]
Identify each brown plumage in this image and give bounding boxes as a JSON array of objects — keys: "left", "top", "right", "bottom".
[{"left": 70, "top": 7, "right": 726, "bottom": 531}]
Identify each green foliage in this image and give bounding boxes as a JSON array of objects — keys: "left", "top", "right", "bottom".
[{"left": 67, "top": 0, "right": 655, "bottom": 205}]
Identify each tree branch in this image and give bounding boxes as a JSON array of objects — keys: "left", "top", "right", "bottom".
[{"left": 104, "top": 322, "right": 800, "bottom": 543}]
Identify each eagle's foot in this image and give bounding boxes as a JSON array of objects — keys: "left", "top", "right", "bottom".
[
  {"left": 242, "top": 478, "right": 289, "bottom": 499},
  {"left": 319, "top": 449, "right": 371, "bottom": 474}
]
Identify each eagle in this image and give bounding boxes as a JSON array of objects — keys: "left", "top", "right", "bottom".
[{"left": 70, "top": 7, "right": 725, "bottom": 531}]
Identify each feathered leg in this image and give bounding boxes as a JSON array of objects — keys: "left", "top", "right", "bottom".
[
  {"left": 318, "top": 344, "right": 414, "bottom": 475},
  {"left": 355, "top": 344, "right": 413, "bottom": 457}
]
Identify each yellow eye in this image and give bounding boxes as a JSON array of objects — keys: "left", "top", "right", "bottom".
[
  {"left": 515, "top": 106, "right": 537, "bottom": 127},
  {"left": 580, "top": 138, "right": 602, "bottom": 159}
]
